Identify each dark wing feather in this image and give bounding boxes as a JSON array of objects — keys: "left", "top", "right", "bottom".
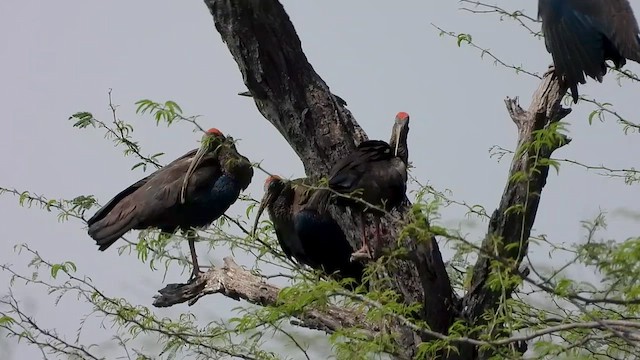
[
  {"left": 301, "top": 141, "right": 393, "bottom": 213},
  {"left": 289, "top": 178, "right": 313, "bottom": 214},
  {"left": 87, "top": 149, "right": 225, "bottom": 250},
  {"left": 126, "top": 153, "right": 223, "bottom": 228},
  {"left": 603, "top": 0, "right": 640, "bottom": 63},
  {"left": 86, "top": 174, "right": 153, "bottom": 227},
  {"left": 539, "top": 0, "right": 607, "bottom": 101},
  {"left": 87, "top": 149, "right": 197, "bottom": 227},
  {"left": 328, "top": 140, "right": 393, "bottom": 193},
  {"left": 564, "top": 0, "right": 640, "bottom": 63},
  {"left": 293, "top": 209, "right": 364, "bottom": 287},
  {"left": 274, "top": 225, "right": 295, "bottom": 261}
]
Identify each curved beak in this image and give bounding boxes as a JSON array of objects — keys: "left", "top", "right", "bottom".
[
  {"left": 251, "top": 190, "right": 274, "bottom": 238},
  {"left": 393, "top": 124, "right": 401, "bottom": 157},
  {"left": 180, "top": 142, "right": 210, "bottom": 204}
]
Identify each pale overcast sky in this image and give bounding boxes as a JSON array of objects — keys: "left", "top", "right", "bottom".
[{"left": 1, "top": 1, "right": 639, "bottom": 358}]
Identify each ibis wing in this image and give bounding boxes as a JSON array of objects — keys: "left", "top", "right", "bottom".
[
  {"left": 539, "top": 0, "right": 606, "bottom": 99},
  {"left": 87, "top": 148, "right": 197, "bottom": 226},
  {"left": 274, "top": 225, "right": 295, "bottom": 261},
  {"left": 289, "top": 178, "right": 313, "bottom": 213},
  {"left": 86, "top": 174, "right": 153, "bottom": 226},
  {"left": 123, "top": 154, "right": 223, "bottom": 226},
  {"left": 328, "top": 140, "right": 393, "bottom": 193},
  {"left": 604, "top": 0, "right": 640, "bottom": 62},
  {"left": 564, "top": 0, "right": 640, "bottom": 62},
  {"left": 87, "top": 150, "right": 226, "bottom": 250}
]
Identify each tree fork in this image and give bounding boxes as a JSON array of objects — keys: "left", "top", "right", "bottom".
[
  {"left": 154, "top": 1, "right": 574, "bottom": 359},
  {"left": 463, "top": 68, "right": 571, "bottom": 359},
  {"left": 205, "top": 0, "right": 459, "bottom": 358}
]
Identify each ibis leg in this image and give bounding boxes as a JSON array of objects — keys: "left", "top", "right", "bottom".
[
  {"left": 351, "top": 213, "right": 373, "bottom": 262},
  {"left": 187, "top": 232, "right": 203, "bottom": 281}
]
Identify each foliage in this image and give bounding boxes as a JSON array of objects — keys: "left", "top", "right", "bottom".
[{"left": 2, "top": 2, "right": 640, "bottom": 360}]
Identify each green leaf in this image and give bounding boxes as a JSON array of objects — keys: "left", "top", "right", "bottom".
[
  {"left": 246, "top": 202, "right": 256, "bottom": 219},
  {"left": 18, "top": 191, "right": 30, "bottom": 206},
  {"left": 131, "top": 162, "right": 147, "bottom": 171},
  {"left": 588, "top": 110, "right": 599, "bottom": 125},
  {"left": 69, "top": 112, "right": 96, "bottom": 128},
  {"left": 456, "top": 33, "right": 472, "bottom": 47},
  {"left": 64, "top": 261, "right": 77, "bottom": 273},
  {"left": 45, "top": 199, "right": 57, "bottom": 211},
  {"left": 0, "top": 315, "right": 14, "bottom": 326},
  {"left": 165, "top": 100, "right": 183, "bottom": 114},
  {"left": 50, "top": 264, "right": 62, "bottom": 279},
  {"left": 135, "top": 99, "right": 155, "bottom": 115}
]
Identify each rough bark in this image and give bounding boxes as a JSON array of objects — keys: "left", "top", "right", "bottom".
[
  {"left": 153, "top": 1, "right": 573, "bottom": 359},
  {"left": 205, "top": 0, "right": 458, "bottom": 358},
  {"left": 208, "top": 0, "right": 366, "bottom": 175},
  {"left": 462, "top": 68, "right": 571, "bottom": 359}
]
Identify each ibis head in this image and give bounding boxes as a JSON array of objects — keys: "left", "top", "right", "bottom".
[{"left": 252, "top": 175, "right": 284, "bottom": 237}]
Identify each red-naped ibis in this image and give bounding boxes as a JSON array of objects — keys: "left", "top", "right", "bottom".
[
  {"left": 87, "top": 128, "right": 254, "bottom": 281},
  {"left": 253, "top": 175, "right": 364, "bottom": 285},
  {"left": 303, "top": 112, "right": 410, "bottom": 261}
]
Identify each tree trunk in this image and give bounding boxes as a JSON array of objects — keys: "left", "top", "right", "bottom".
[
  {"left": 206, "top": 0, "right": 459, "bottom": 358},
  {"left": 190, "top": 1, "right": 572, "bottom": 358}
]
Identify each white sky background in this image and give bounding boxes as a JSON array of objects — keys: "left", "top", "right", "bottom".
[{"left": 1, "top": 1, "right": 639, "bottom": 358}]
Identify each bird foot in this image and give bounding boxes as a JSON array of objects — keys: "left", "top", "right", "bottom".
[
  {"left": 544, "top": 64, "right": 556, "bottom": 77},
  {"left": 188, "top": 268, "right": 205, "bottom": 283},
  {"left": 350, "top": 246, "right": 372, "bottom": 263}
]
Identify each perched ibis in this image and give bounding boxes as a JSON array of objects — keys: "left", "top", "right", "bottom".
[
  {"left": 87, "top": 128, "right": 254, "bottom": 281},
  {"left": 304, "top": 112, "right": 410, "bottom": 260},
  {"left": 538, "top": 0, "right": 640, "bottom": 102},
  {"left": 253, "top": 175, "right": 364, "bottom": 284}
]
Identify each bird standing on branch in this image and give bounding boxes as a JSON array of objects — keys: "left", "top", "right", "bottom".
[
  {"left": 253, "top": 175, "right": 364, "bottom": 286},
  {"left": 87, "top": 128, "right": 254, "bottom": 281},
  {"left": 303, "top": 112, "right": 410, "bottom": 261},
  {"left": 538, "top": 0, "right": 640, "bottom": 103}
]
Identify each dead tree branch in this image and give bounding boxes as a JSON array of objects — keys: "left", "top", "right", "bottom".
[
  {"left": 153, "top": 257, "right": 377, "bottom": 336},
  {"left": 463, "top": 67, "right": 571, "bottom": 358}
]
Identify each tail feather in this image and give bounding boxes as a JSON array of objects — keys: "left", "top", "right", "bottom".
[
  {"left": 87, "top": 214, "right": 139, "bottom": 251},
  {"left": 542, "top": 7, "right": 606, "bottom": 102}
]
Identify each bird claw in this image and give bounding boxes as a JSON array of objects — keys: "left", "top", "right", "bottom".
[
  {"left": 188, "top": 269, "right": 204, "bottom": 283},
  {"left": 544, "top": 64, "right": 556, "bottom": 77},
  {"left": 350, "top": 246, "right": 372, "bottom": 262}
]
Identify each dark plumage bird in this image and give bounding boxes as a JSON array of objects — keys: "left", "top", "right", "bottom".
[
  {"left": 87, "top": 128, "right": 254, "bottom": 280},
  {"left": 538, "top": 0, "right": 640, "bottom": 102},
  {"left": 303, "top": 112, "right": 410, "bottom": 260},
  {"left": 252, "top": 176, "right": 364, "bottom": 284}
]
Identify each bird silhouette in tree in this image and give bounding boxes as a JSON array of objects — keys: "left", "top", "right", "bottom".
[{"left": 87, "top": 128, "right": 254, "bottom": 281}]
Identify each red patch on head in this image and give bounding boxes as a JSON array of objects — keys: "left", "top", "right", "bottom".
[
  {"left": 264, "top": 175, "right": 282, "bottom": 191},
  {"left": 265, "top": 175, "right": 282, "bottom": 185},
  {"left": 206, "top": 128, "right": 223, "bottom": 136},
  {"left": 395, "top": 112, "right": 409, "bottom": 121}
]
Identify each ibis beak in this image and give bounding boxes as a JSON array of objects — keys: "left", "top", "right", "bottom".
[
  {"left": 252, "top": 190, "right": 274, "bottom": 238},
  {"left": 180, "top": 142, "right": 210, "bottom": 204},
  {"left": 393, "top": 125, "right": 401, "bottom": 157}
]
